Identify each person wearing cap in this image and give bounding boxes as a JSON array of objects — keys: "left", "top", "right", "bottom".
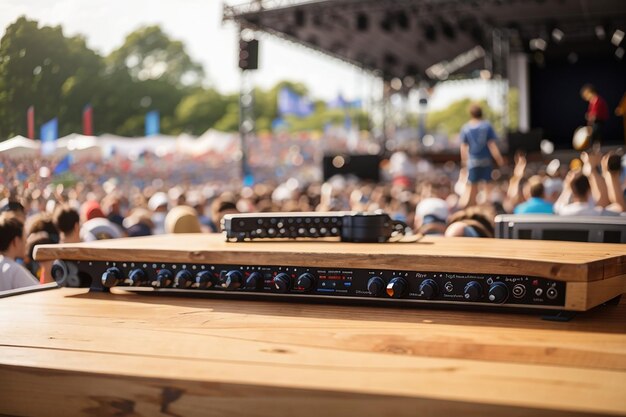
[
  {"left": 444, "top": 207, "right": 495, "bottom": 238},
  {"left": 148, "top": 192, "right": 169, "bottom": 234},
  {"left": 80, "top": 200, "right": 106, "bottom": 223},
  {"left": 414, "top": 198, "right": 449, "bottom": 236},
  {"left": 123, "top": 208, "right": 154, "bottom": 237},
  {"left": 0, "top": 213, "right": 39, "bottom": 291},
  {"left": 79, "top": 201, "right": 124, "bottom": 241},
  {"left": 514, "top": 176, "right": 554, "bottom": 214}
]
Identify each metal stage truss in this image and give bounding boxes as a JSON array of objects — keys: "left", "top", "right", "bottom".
[{"left": 223, "top": 0, "right": 626, "bottom": 82}]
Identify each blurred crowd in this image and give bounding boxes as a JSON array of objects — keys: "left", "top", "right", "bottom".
[{"left": 1, "top": 119, "right": 625, "bottom": 291}]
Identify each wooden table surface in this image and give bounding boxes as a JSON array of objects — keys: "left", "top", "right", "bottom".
[{"left": 1, "top": 286, "right": 625, "bottom": 416}]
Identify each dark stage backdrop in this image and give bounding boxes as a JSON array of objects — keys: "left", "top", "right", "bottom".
[{"left": 530, "top": 56, "right": 626, "bottom": 148}]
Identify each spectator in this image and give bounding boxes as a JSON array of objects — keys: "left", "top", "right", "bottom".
[
  {"left": 0, "top": 214, "right": 39, "bottom": 291},
  {"left": 53, "top": 204, "right": 81, "bottom": 243},
  {"left": 25, "top": 231, "right": 55, "bottom": 283},
  {"left": 0, "top": 198, "right": 26, "bottom": 223},
  {"left": 514, "top": 176, "right": 554, "bottom": 214},
  {"left": 148, "top": 192, "right": 169, "bottom": 234},
  {"left": 554, "top": 171, "right": 614, "bottom": 216},
  {"left": 123, "top": 208, "right": 154, "bottom": 237},
  {"left": 414, "top": 198, "right": 449, "bottom": 236},
  {"left": 445, "top": 206, "right": 495, "bottom": 238},
  {"left": 81, "top": 217, "right": 124, "bottom": 241},
  {"left": 210, "top": 197, "right": 239, "bottom": 232},
  {"left": 81, "top": 200, "right": 106, "bottom": 223}
]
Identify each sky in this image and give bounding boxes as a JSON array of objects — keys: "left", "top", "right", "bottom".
[
  {"left": 0, "top": 0, "right": 377, "bottom": 100},
  {"left": 0, "top": 0, "right": 493, "bottom": 108}
]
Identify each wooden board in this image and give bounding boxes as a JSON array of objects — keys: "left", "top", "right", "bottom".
[
  {"left": 34, "top": 234, "right": 626, "bottom": 282},
  {"left": 1, "top": 288, "right": 626, "bottom": 416}
]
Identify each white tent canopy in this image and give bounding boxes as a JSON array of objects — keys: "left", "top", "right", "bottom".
[
  {"left": 0, "top": 131, "right": 237, "bottom": 159},
  {"left": 0, "top": 136, "right": 40, "bottom": 158},
  {"left": 55, "top": 133, "right": 102, "bottom": 158}
]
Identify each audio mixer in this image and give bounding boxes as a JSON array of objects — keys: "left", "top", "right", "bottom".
[{"left": 34, "top": 234, "right": 626, "bottom": 313}]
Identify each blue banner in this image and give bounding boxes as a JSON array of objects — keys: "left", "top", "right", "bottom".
[
  {"left": 145, "top": 110, "right": 160, "bottom": 136},
  {"left": 40, "top": 118, "right": 58, "bottom": 156},
  {"left": 327, "top": 93, "right": 362, "bottom": 109},
  {"left": 277, "top": 87, "right": 313, "bottom": 117},
  {"left": 53, "top": 154, "right": 72, "bottom": 175}
]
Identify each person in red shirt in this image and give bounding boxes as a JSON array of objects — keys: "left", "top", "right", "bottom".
[{"left": 580, "top": 84, "right": 609, "bottom": 146}]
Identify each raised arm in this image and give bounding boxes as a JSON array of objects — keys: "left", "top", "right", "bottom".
[
  {"left": 581, "top": 151, "right": 610, "bottom": 207},
  {"left": 602, "top": 152, "right": 626, "bottom": 211}
]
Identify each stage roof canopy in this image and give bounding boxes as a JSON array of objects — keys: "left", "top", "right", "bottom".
[{"left": 224, "top": 0, "right": 626, "bottom": 82}]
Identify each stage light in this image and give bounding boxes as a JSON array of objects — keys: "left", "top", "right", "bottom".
[
  {"left": 616, "top": 47, "right": 625, "bottom": 60},
  {"left": 294, "top": 9, "right": 305, "bottom": 27},
  {"left": 423, "top": 23, "right": 437, "bottom": 42},
  {"left": 551, "top": 28, "right": 564, "bottom": 43},
  {"left": 384, "top": 53, "right": 398, "bottom": 66},
  {"left": 380, "top": 12, "right": 393, "bottom": 32},
  {"left": 440, "top": 19, "right": 456, "bottom": 40},
  {"left": 595, "top": 25, "right": 606, "bottom": 40},
  {"left": 396, "top": 11, "right": 409, "bottom": 30},
  {"left": 611, "top": 29, "right": 624, "bottom": 46},
  {"left": 529, "top": 38, "right": 547, "bottom": 51},
  {"left": 357, "top": 13, "right": 368, "bottom": 31}
]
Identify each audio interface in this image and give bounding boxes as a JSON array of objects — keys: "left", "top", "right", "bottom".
[
  {"left": 34, "top": 234, "right": 625, "bottom": 312},
  {"left": 222, "top": 211, "right": 406, "bottom": 242}
]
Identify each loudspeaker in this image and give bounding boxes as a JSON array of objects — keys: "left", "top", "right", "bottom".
[
  {"left": 506, "top": 129, "right": 543, "bottom": 156},
  {"left": 357, "top": 13, "right": 369, "bottom": 31},
  {"left": 238, "top": 39, "right": 259, "bottom": 71},
  {"left": 323, "top": 154, "right": 381, "bottom": 182}
]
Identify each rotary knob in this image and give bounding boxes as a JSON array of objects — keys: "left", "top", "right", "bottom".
[
  {"left": 154, "top": 269, "right": 173, "bottom": 288},
  {"left": 464, "top": 281, "right": 483, "bottom": 301},
  {"left": 367, "top": 276, "right": 385, "bottom": 296},
  {"left": 386, "top": 277, "right": 408, "bottom": 298},
  {"left": 128, "top": 268, "right": 148, "bottom": 286},
  {"left": 221, "top": 270, "right": 243, "bottom": 290},
  {"left": 244, "top": 272, "right": 262, "bottom": 290},
  {"left": 273, "top": 272, "right": 291, "bottom": 293},
  {"left": 101, "top": 267, "right": 122, "bottom": 288},
  {"left": 195, "top": 271, "right": 214, "bottom": 289},
  {"left": 418, "top": 279, "right": 438, "bottom": 299},
  {"left": 174, "top": 270, "right": 193, "bottom": 289},
  {"left": 488, "top": 282, "right": 509, "bottom": 304},
  {"left": 296, "top": 273, "right": 315, "bottom": 291}
]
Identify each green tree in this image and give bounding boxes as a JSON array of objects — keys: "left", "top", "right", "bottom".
[
  {"left": 426, "top": 98, "right": 498, "bottom": 136},
  {"left": 107, "top": 25, "right": 203, "bottom": 88},
  {"left": 175, "top": 88, "right": 229, "bottom": 134},
  {"left": 0, "top": 17, "right": 102, "bottom": 138}
]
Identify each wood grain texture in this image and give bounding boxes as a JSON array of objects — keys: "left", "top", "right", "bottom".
[
  {"left": 566, "top": 274, "right": 626, "bottom": 310},
  {"left": 33, "top": 234, "right": 626, "bottom": 282},
  {"left": 1, "top": 288, "right": 626, "bottom": 416}
]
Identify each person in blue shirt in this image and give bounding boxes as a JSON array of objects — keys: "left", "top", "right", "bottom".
[
  {"left": 459, "top": 104, "right": 505, "bottom": 207},
  {"left": 514, "top": 176, "right": 554, "bottom": 214}
]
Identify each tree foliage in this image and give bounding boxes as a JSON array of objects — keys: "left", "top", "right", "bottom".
[{"left": 0, "top": 17, "right": 372, "bottom": 140}]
